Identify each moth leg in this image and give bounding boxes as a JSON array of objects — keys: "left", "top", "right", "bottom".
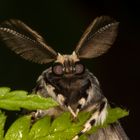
[
  {"left": 68, "top": 97, "right": 87, "bottom": 118},
  {"left": 72, "top": 98, "right": 108, "bottom": 140},
  {"left": 67, "top": 106, "right": 77, "bottom": 118},
  {"left": 76, "top": 97, "right": 87, "bottom": 116}
]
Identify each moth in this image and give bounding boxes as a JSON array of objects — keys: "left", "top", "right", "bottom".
[{"left": 0, "top": 16, "right": 129, "bottom": 140}]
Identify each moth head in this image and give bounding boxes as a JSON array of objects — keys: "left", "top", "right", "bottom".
[{"left": 52, "top": 52, "right": 85, "bottom": 76}]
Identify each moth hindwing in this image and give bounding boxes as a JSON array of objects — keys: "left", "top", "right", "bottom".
[{"left": 0, "top": 16, "right": 128, "bottom": 140}]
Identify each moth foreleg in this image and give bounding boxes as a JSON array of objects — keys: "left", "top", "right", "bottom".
[
  {"left": 72, "top": 98, "right": 108, "bottom": 140},
  {"left": 76, "top": 97, "right": 87, "bottom": 115}
]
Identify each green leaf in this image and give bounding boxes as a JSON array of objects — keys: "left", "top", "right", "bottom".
[
  {"left": 0, "top": 110, "right": 7, "bottom": 140},
  {"left": 2, "top": 108, "right": 128, "bottom": 140},
  {"left": 50, "top": 112, "right": 71, "bottom": 132},
  {"left": 0, "top": 87, "right": 58, "bottom": 111},
  {"left": 106, "top": 107, "right": 129, "bottom": 124},
  {"left": 41, "top": 113, "right": 72, "bottom": 140},
  {"left": 29, "top": 112, "right": 79, "bottom": 140},
  {"left": 0, "top": 87, "right": 129, "bottom": 140},
  {"left": 4, "top": 115, "right": 31, "bottom": 140},
  {"left": 79, "top": 135, "right": 88, "bottom": 140},
  {"left": 29, "top": 116, "right": 51, "bottom": 139},
  {"left": 37, "top": 108, "right": 128, "bottom": 140}
]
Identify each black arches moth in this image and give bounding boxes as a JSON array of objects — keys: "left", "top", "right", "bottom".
[{"left": 0, "top": 16, "right": 129, "bottom": 140}]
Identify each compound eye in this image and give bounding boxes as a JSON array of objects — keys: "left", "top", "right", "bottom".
[
  {"left": 75, "top": 62, "right": 85, "bottom": 74},
  {"left": 52, "top": 63, "right": 63, "bottom": 75}
]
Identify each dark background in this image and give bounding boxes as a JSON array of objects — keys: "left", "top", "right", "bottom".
[{"left": 0, "top": 0, "right": 139, "bottom": 139}]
